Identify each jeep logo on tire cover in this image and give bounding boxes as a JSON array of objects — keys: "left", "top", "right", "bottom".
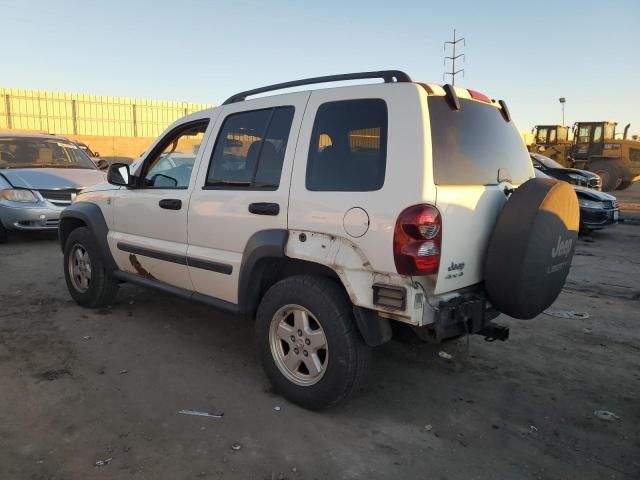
[{"left": 551, "top": 236, "right": 573, "bottom": 258}]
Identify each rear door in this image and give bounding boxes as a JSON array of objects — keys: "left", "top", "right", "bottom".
[
  {"left": 428, "top": 93, "right": 533, "bottom": 294},
  {"left": 186, "top": 93, "right": 309, "bottom": 304},
  {"left": 288, "top": 83, "right": 427, "bottom": 277}
]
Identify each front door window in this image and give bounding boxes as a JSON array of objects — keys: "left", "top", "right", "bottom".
[{"left": 142, "top": 121, "right": 209, "bottom": 188}]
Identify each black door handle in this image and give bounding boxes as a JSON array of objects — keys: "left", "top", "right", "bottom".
[
  {"left": 159, "top": 199, "right": 182, "bottom": 210},
  {"left": 248, "top": 202, "right": 280, "bottom": 216}
]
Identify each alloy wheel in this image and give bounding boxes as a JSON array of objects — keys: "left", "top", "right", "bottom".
[
  {"left": 269, "top": 304, "right": 329, "bottom": 386},
  {"left": 68, "top": 244, "right": 92, "bottom": 293}
]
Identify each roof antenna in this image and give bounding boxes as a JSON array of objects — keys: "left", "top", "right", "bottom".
[{"left": 444, "top": 29, "right": 465, "bottom": 86}]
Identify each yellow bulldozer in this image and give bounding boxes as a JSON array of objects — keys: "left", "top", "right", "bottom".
[{"left": 529, "top": 122, "right": 640, "bottom": 191}]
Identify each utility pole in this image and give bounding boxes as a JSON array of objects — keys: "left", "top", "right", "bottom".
[
  {"left": 559, "top": 97, "right": 566, "bottom": 125},
  {"left": 444, "top": 29, "right": 465, "bottom": 85}
]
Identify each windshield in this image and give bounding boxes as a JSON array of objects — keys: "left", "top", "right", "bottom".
[
  {"left": 532, "top": 153, "right": 564, "bottom": 169},
  {"left": 429, "top": 97, "right": 532, "bottom": 185},
  {"left": 0, "top": 137, "right": 97, "bottom": 170}
]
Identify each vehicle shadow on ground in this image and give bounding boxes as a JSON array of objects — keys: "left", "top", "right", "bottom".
[
  {"left": 109, "top": 282, "right": 495, "bottom": 419},
  {"left": 3, "top": 230, "right": 58, "bottom": 244}
]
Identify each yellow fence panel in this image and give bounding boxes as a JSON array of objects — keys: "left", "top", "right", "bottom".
[{"left": 0, "top": 87, "right": 213, "bottom": 138}]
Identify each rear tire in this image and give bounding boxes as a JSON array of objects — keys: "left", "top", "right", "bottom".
[
  {"left": 589, "top": 161, "right": 622, "bottom": 191},
  {"left": 63, "top": 227, "right": 118, "bottom": 308},
  {"left": 255, "top": 275, "right": 371, "bottom": 410}
]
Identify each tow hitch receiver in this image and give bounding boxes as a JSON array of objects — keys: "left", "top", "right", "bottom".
[
  {"left": 479, "top": 323, "right": 510, "bottom": 342},
  {"left": 414, "top": 293, "right": 505, "bottom": 343}
]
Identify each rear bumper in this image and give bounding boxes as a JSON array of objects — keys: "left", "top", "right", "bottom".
[
  {"left": 580, "top": 207, "right": 618, "bottom": 230},
  {"left": 415, "top": 286, "right": 504, "bottom": 342},
  {"left": 0, "top": 203, "right": 62, "bottom": 231}
]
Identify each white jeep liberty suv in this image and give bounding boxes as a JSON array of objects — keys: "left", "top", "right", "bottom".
[{"left": 60, "top": 71, "right": 579, "bottom": 410}]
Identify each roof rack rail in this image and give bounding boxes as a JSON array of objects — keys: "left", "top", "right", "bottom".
[{"left": 222, "top": 70, "right": 412, "bottom": 105}]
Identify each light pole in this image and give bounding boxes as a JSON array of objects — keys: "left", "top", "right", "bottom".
[{"left": 559, "top": 97, "right": 566, "bottom": 125}]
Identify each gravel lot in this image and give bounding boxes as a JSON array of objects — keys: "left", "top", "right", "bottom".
[{"left": 1, "top": 186, "right": 639, "bottom": 480}]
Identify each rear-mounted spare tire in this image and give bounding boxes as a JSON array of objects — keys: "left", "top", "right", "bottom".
[{"left": 484, "top": 178, "right": 579, "bottom": 319}]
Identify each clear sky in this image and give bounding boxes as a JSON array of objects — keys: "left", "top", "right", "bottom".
[{"left": 2, "top": 0, "right": 639, "bottom": 133}]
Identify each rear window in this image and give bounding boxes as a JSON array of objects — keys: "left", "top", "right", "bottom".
[{"left": 429, "top": 97, "right": 531, "bottom": 185}]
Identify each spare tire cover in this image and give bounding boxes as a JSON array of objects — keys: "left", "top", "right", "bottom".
[{"left": 484, "top": 178, "right": 579, "bottom": 319}]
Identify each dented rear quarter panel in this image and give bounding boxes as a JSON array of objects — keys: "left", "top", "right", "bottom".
[{"left": 285, "top": 230, "right": 425, "bottom": 325}]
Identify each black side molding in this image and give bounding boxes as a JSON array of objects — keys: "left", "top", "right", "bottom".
[
  {"left": 117, "top": 242, "right": 233, "bottom": 275},
  {"left": 187, "top": 257, "right": 233, "bottom": 275},
  {"left": 118, "top": 242, "right": 187, "bottom": 265}
]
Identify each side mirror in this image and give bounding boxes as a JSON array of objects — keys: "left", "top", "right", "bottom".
[
  {"left": 96, "top": 159, "right": 109, "bottom": 170},
  {"left": 107, "top": 163, "right": 134, "bottom": 187}
]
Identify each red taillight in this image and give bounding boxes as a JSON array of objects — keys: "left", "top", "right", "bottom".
[
  {"left": 393, "top": 204, "right": 442, "bottom": 276},
  {"left": 468, "top": 89, "right": 491, "bottom": 103}
]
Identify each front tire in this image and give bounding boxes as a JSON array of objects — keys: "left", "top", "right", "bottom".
[
  {"left": 255, "top": 275, "right": 371, "bottom": 410},
  {"left": 63, "top": 227, "right": 118, "bottom": 308},
  {"left": 589, "top": 160, "right": 622, "bottom": 191}
]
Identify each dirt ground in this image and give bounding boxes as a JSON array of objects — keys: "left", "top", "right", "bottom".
[{"left": 1, "top": 187, "right": 639, "bottom": 480}]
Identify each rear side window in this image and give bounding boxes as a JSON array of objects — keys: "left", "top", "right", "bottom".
[
  {"left": 206, "top": 107, "right": 294, "bottom": 189},
  {"left": 306, "top": 99, "right": 387, "bottom": 191},
  {"left": 429, "top": 97, "right": 531, "bottom": 185}
]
